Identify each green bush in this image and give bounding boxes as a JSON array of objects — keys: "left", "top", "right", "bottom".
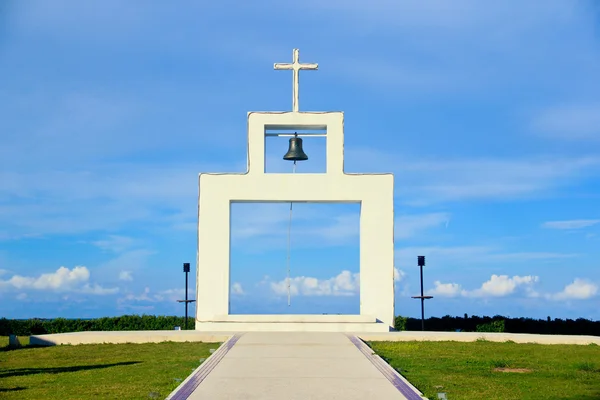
[
  {"left": 0, "top": 315, "right": 194, "bottom": 335},
  {"left": 476, "top": 320, "right": 505, "bottom": 333},
  {"left": 394, "top": 315, "right": 408, "bottom": 331}
]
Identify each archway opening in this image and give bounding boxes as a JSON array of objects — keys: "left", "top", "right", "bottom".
[{"left": 229, "top": 202, "right": 360, "bottom": 315}]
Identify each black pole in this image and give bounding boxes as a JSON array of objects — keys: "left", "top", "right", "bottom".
[
  {"left": 412, "top": 256, "right": 432, "bottom": 332},
  {"left": 185, "top": 268, "right": 189, "bottom": 330},
  {"left": 177, "top": 263, "right": 195, "bottom": 330},
  {"left": 420, "top": 264, "right": 424, "bottom": 331}
]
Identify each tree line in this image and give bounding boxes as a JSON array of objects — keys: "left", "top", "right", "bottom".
[
  {"left": 395, "top": 314, "right": 600, "bottom": 336},
  {"left": 0, "top": 315, "right": 195, "bottom": 335},
  {"left": 1, "top": 314, "right": 598, "bottom": 336}
]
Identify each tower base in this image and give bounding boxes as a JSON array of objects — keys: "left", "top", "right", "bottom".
[{"left": 195, "top": 314, "right": 393, "bottom": 332}]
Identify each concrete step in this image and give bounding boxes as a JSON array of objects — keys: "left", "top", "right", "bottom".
[
  {"left": 210, "top": 314, "right": 378, "bottom": 323},
  {"left": 195, "top": 321, "right": 391, "bottom": 332}
]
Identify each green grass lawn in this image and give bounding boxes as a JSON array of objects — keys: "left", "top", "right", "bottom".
[
  {"left": 0, "top": 336, "right": 220, "bottom": 400},
  {"left": 368, "top": 340, "right": 600, "bottom": 400}
]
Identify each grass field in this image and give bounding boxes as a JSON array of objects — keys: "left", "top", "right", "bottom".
[
  {"left": 368, "top": 340, "right": 600, "bottom": 400},
  {"left": 3, "top": 336, "right": 599, "bottom": 399},
  {"left": 0, "top": 336, "right": 220, "bottom": 400},
  {"left": 0, "top": 336, "right": 29, "bottom": 348}
]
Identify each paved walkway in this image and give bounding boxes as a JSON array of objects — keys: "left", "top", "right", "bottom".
[{"left": 169, "top": 332, "right": 424, "bottom": 400}]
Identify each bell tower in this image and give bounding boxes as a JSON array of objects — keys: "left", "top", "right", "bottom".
[{"left": 195, "top": 49, "right": 395, "bottom": 332}]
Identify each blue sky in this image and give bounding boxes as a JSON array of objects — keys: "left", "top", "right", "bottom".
[{"left": 1, "top": 0, "right": 599, "bottom": 321}]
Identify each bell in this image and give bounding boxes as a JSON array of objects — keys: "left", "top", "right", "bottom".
[{"left": 283, "top": 135, "right": 308, "bottom": 161}]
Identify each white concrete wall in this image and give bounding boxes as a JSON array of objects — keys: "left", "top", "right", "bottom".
[
  {"left": 359, "top": 331, "right": 600, "bottom": 345},
  {"left": 30, "top": 331, "right": 600, "bottom": 346},
  {"left": 197, "top": 112, "right": 395, "bottom": 329}
]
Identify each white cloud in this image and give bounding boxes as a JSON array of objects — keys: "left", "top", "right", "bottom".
[
  {"left": 0, "top": 266, "right": 118, "bottom": 295},
  {"left": 428, "top": 275, "right": 599, "bottom": 301},
  {"left": 231, "top": 282, "right": 244, "bottom": 295},
  {"left": 0, "top": 266, "right": 89, "bottom": 290},
  {"left": 429, "top": 281, "right": 463, "bottom": 297},
  {"left": 466, "top": 275, "right": 539, "bottom": 298},
  {"left": 80, "top": 283, "right": 119, "bottom": 295},
  {"left": 270, "top": 270, "right": 360, "bottom": 297},
  {"left": 429, "top": 274, "right": 539, "bottom": 298},
  {"left": 429, "top": 275, "right": 600, "bottom": 301},
  {"left": 549, "top": 279, "right": 598, "bottom": 300},
  {"left": 542, "top": 219, "right": 600, "bottom": 230},
  {"left": 532, "top": 104, "right": 600, "bottom": 141},
  {"left": 119, "top": 271, "right": 133, "bottom": 281},
  {"left": 393, "top": 267, "right": 404, "bottom": 282},
  {"left": 123, "top": 287, "right": 153, "bottom": 302},
  {"left": 269, "top": 267, "right": 403, "bottom": 297},
  {"left": 119, "top": 287, "right": 191, "bottom": 304},
  {"left": 16, "top": 293, "right": 27, "bottom": 300}
]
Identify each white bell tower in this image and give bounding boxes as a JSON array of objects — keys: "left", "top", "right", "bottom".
[{"left": 195, "top": 49, "right": 395, "bottom": 332}]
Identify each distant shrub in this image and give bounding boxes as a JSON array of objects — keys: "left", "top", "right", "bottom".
[
  {"left": 398, "top": 315, "right": 599, "bottom": 336},
  {"left": 0, "top": 315, "right": 193, "bottom": 335},
  {"left": 476, "top": 320, "right": 505, "bottom": 333},
  {"left": 394, "top": 316, "right": 408, "bottom": 331}
]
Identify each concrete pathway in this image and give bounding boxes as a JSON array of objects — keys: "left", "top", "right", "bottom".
[{"left": 168, "top": 332, "right": 424, "bottom": 400}]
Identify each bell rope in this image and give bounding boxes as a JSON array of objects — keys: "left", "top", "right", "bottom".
[{"left": 286, "top": 160, "right": 296, "bottom": 306}]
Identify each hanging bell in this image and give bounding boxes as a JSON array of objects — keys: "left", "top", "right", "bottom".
[{"left": 283, "top": 134, "right": 308, "bottom": 161}]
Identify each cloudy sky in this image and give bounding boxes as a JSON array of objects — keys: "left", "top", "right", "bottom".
[{"left": 1, "top": 0, "right": 599, "bottom": 321}]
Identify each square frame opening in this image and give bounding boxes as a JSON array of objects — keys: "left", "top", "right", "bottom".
[{"left": 228, "top": 201, "right": 361, "bottom": 316}]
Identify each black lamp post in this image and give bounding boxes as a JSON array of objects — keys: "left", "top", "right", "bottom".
[
  {"left": 411, "top": 255, "right": 433, "bottom": 331},
  {"left": 176, "top": 262, "right": 196, "bottom": 330}
]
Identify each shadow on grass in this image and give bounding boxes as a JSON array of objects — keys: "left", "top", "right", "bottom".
[
  {"left": 0, "top": 387, "right": 26, "bottom": 393},
  {"left": 0, "top": 361, "right": 141, "bottom": 378}
]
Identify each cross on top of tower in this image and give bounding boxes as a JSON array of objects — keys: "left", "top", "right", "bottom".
[{"left": 274, "top": 48, "right": 318, "bottom": 112}]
